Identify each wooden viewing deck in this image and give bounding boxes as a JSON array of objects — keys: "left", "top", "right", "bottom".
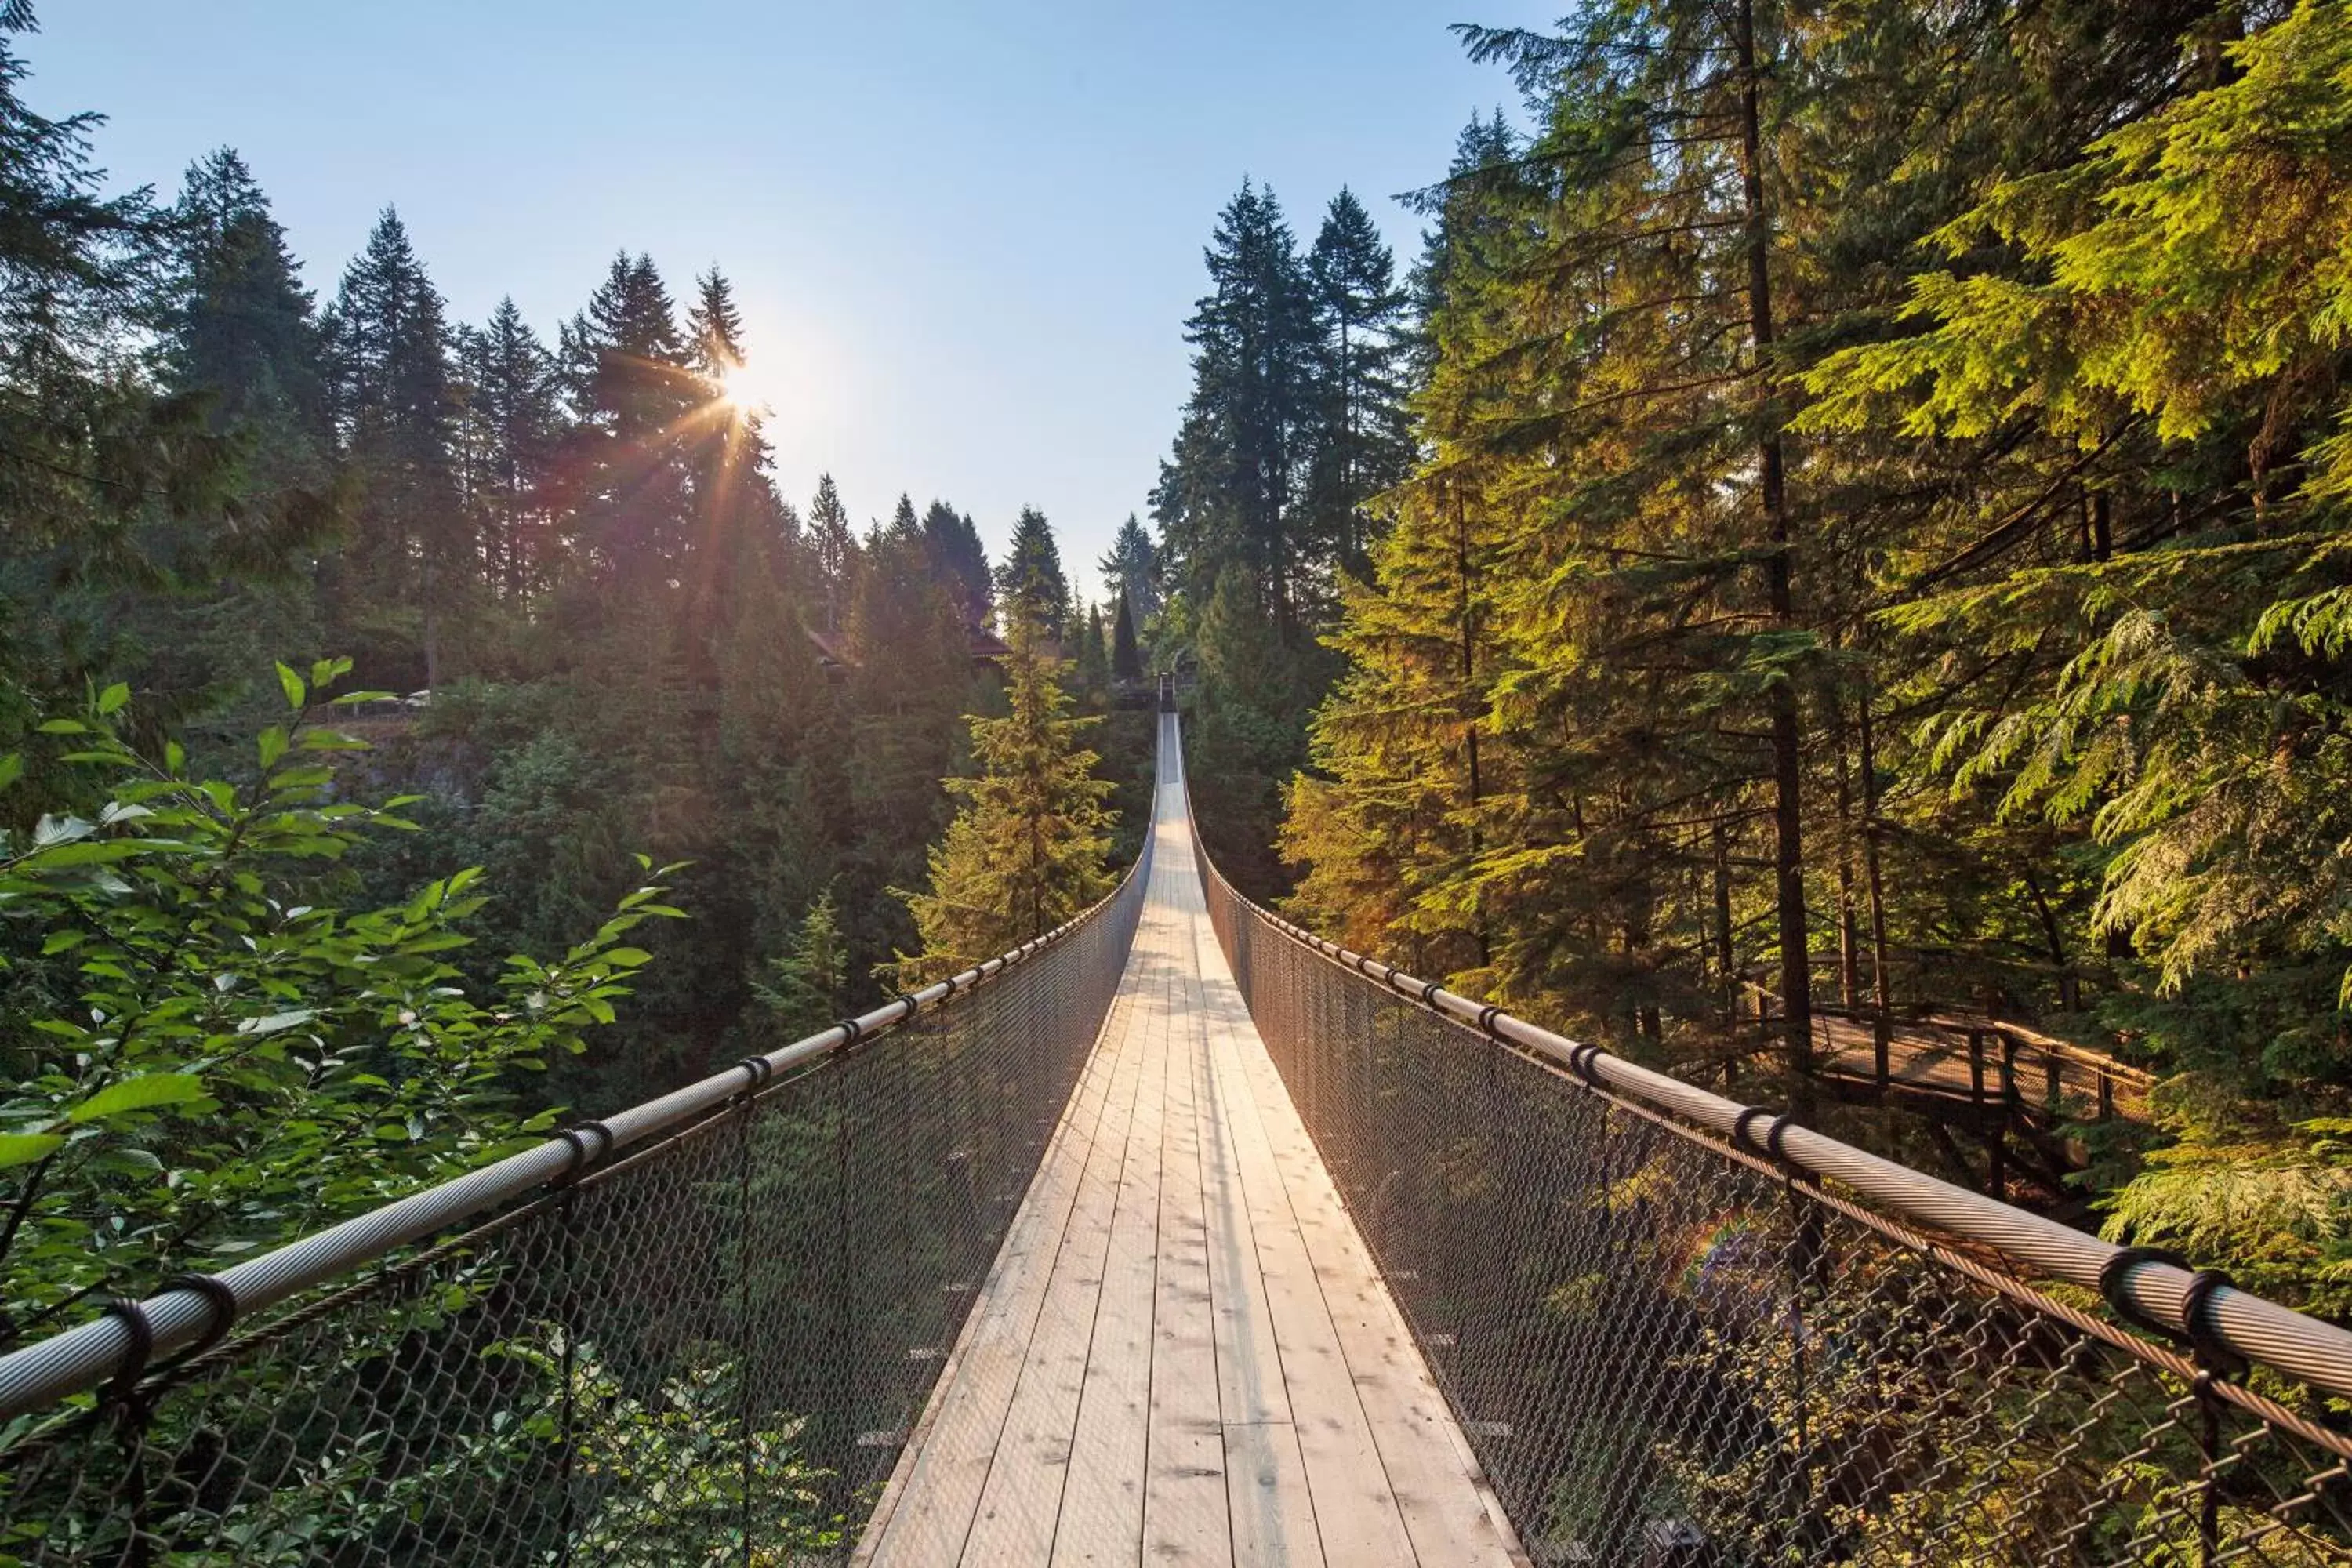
[{"left": 855, "top": 734, "right": 1524, "bottom": 1567}]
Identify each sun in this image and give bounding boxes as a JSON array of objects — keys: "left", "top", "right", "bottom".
[{"left": 715, "top": 361, "right": 775, "bottom": 415}]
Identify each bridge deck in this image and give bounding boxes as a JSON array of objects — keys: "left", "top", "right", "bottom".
[{"left": 855, "top": 736, "right": 1523, "bottom": 1567}]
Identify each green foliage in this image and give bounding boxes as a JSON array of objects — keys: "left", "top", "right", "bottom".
[
  {"left": 753, "top": 887, "right": 850, "bottom": 1039},
  {"left": 996, "top": 504, "right": 1073, "bottom": 641},
  {"left": 895, "top": 612, "right": 1116, "bottom": 982},
  {"left": 0, "top": 668, "right": 678, "bottom": 1339}
]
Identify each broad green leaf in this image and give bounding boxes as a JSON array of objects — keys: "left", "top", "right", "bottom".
[
  {"left": 69, "top": 1073, "right": 210, "bottom": 1123},
  {"left": 276, "top": 662, "right": 307, "bottom": 710},
  {"left": 0, "top": 753, "right": 20, "bottom": 793},
  {"left": 258, "top": 726, "right": 289, "bottom": 771},
  {"left": 0, "top": 1133, "right": 65, "bottom": 1169},
  {"left": 238, "top": 1009, "right": 318, "bottom": 1036},
  {"left": 96, "top": 682, "right": 129, "bottom": 716}
]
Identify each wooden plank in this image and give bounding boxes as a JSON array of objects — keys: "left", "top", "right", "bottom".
[
  {"left": 1048, "top": 913, "right": 1175, "bottom": 1566},
  {"left": 857, "top": 977, "right": 1141, "bottom": 1566},
  {"left": 868, "top": 730, "right": 1523, "bottom": 1568},
  {"left": 1193, "top": 978, "right": 1417, "bottom": 1567},
  {"left": 1186, "top": 913, "right": 1324, "bottom": 1568},
  {"left": 1144, "top": 954, "right": 1234, "bottom": 1564},
  {"left": 1195, "top": 891, "right": 1523, "bottom": 1568},
  {"left": 953, "top": 945, "right": 1162, "bottom": 1566}
]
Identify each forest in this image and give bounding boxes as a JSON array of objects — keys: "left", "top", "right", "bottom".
[
  {"left": 4, "top": 0, "right": 2351, "bottom": 1363},
  {"left": 1160, "top": 0, "right": 2352, "bottom": 1313},
  {"left": 0, "top": 6, "right": 1150, "bottom": 1338}
]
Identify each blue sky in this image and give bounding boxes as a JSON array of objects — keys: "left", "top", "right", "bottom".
[{"left": 31, "top": 1, "right": 1537, "bottom": 583}]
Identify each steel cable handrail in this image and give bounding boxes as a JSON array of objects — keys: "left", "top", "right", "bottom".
[
  {"left": 1181, "top": 761, "right": 2352, "bottom": 1404},
  {"left": 0, "top": 832, "right": 1155, "bottom": 1426}
]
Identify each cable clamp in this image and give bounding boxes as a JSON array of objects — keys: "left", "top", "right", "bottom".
[
  {"left": 2098, "top": 1245, "right": 2191, "bottom": 1343},
  {"left": 1476, "top": 1004, "right": 1504, "bottom": 1037},
  {"left": 1420, "top": 980, "right": 1444, "bottom": 1007},
  {"left": 99, "top": 1297, "right": 156, "bottom": 1409},
  {"left": 158, "top": 1272, "right": 240, "bottom": 1366},
  {"left": 2180, "top": 1267, "right": 2250, "bottom": 1381},
  {"left": 1732, "top": 1107, "right": 1798, "bottom": 1166},
  {"left": 837, "top": 1018, "right": 866, "bottom": 1051},
  {"left": 554, "top": 1120, "right": 616, "bottom": 1183},
  {"left": 895, "top": 991, "right": 921, "bottom": 1021}
]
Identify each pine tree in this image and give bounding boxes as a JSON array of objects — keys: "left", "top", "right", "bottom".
[
  {"left": 452, "top": 298, "right": 561, "bottom": 601},
  {"left": 1074, "top": 601, "right": 1111, "bottom": 703},
  {"left": 1156, "top": 181, "right": 1321, "bottom": 640},
  {"left": 808, "top": 473, "right": 856, "bottom": 632},
  {"left": 554, "top": 252, "right": 699, "bottom": 585},
  {"left": 753, "top": 888, "right": 849, "bottom": 1038},
  {"left": 1098, "top": 511, "right": 1158, "bottom": 624},
  {"left": 996, "top": 505, "right": 1072, "bottom": 641},
  {"left": 325, "top": 207, "right": 463, "bottom": 691},
  {"left": 923, "top": 499, "right": 992, "bottom": 626},
  {"left": 895, "top": 609, "right": 1116, "bottom": 981},
  {"left": 1303, "top": 187, "right": 1412, "bottom": 577},
  {"left": 165, "top": 149, "right": 328, "bottom": 448},
  {"left": 1111, "top": 591, "right": 1142, "bottom": 683}
]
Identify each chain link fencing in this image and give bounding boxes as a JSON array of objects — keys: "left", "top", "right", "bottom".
[
  {"left": 1200, "top": 850, "right": 2352, "bottom": 1568},
  {"left": 0, "top": 836, "right": 1150, "bottom": 1566}
]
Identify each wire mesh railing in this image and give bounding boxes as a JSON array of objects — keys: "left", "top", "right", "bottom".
[
  {"left": 1196, "top": 836, "right": 2352, "bottom": 1567},
  {"left": 0, "top": 832, "right": 1151, "bottom": 1566}
]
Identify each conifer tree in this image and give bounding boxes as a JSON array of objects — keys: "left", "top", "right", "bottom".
[
  {"left": 554, "top": 252, "right": 699, "bottom": 586},
  {"left": 1303, "top": 187, "right": 1412, "bottom": 576},
  {"left": 895, "top": 609, "right": 1116, "bottom": 981},
  {"left": 1111, "top": 591, "right": 1142, "bottom": 683},
  {"left": 1156, "top": 181, "right": 1320, "bottom": 639},
  {"left": 325, "top": 207, "right": 463, "bottom": 690},
  {"left": 1098, "top": 512, "right": 1158, "bottom": 624},
  {"left": 923, "top": 499, "right": 991, "bottom": 625},
  {"left": 452, "top": 298, "right": 561, "bottom": 601},
  {"left": 754, "top": 888, "right": 850, "bottom": 1038},
  {"left": 808, "top": 473, "right": 856, "bottom": 632},
  {"left": 165, "top": 150, "right": 328, "bottom": 449},
  {"left": 997, "top": 504, "right": 1072, "bottom": 640},
  {"left": 1074, "top": 601, "right": 1111, "bottom": 703}
]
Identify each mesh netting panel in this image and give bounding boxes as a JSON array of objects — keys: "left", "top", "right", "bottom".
[
  {"left": 1203, "top": 869, "right": 2352, "bottom": 1568},
  {"left": 0, "top": 860, "right": 1146, "bottom": 1566}
]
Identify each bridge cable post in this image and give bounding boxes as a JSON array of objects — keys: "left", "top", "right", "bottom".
[
  {"left": 732, "top": 1061, "right": 764, "bottom": 1567},
  {"left": 2100, "top": 1247, "right": 2246, "bottom": 1568},
  {"left": 1735, "top": 1108, "right": 1821, "bottom": 1533},
  {"left": 96, "top": 1295, "right": 157, "bottom": 1567},
  {"left": 548, "top": 1120, "right": 612, "bottom": 1568}
]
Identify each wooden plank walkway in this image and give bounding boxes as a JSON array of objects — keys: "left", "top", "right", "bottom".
[{"left": 855, "top": 728, "right": 1525, "bottom": 1568}]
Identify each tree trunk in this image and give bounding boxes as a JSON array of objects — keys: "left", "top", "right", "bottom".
[
  {"left": 1734, "top": 0, "right": 1811, "bottom": 1082},
  {"left": 1857, "top": 672, "right": 1893, "bottom": 1014},
  {"left": 1712, "top": 821, "right": 1736, "bottom": 1018}
]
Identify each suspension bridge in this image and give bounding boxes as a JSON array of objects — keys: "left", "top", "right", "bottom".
[{"left": 2, "top": 713, "right": 2350, "bottom": 1565}]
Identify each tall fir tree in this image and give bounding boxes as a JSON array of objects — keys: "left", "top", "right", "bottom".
[
  {"left": 895, "top": 608, "right": 1116, "bottom": 981},
  {"left": 325, "top": 207, "right": 463, "bottom": 691},
  {"left": 1155, "top": 180, "right": 1321, "bottom": 641},
  {"left": 808, "top": 472, "right": 856, "bottom": 633},
  {"left": 923, "top": 499, "right": 992, "bottom": 626},
  {"left": 554, "top": 252, "right": 699, "bottom": 586},
  {"left": 1098, "top": 511, "right": 1159, "bottom": 624},
  {"left": 452, "top": 298, "right": 561, "bottom": 602},
  {"left": 1111, "top": 590, "right": 1142, "bottom": 683},
  {"left": 1302, "top": 187, "right": 1413, "bottom": 578},
  {"left": 997, "top": 504, "right": 1072, "bottom": 641}
]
